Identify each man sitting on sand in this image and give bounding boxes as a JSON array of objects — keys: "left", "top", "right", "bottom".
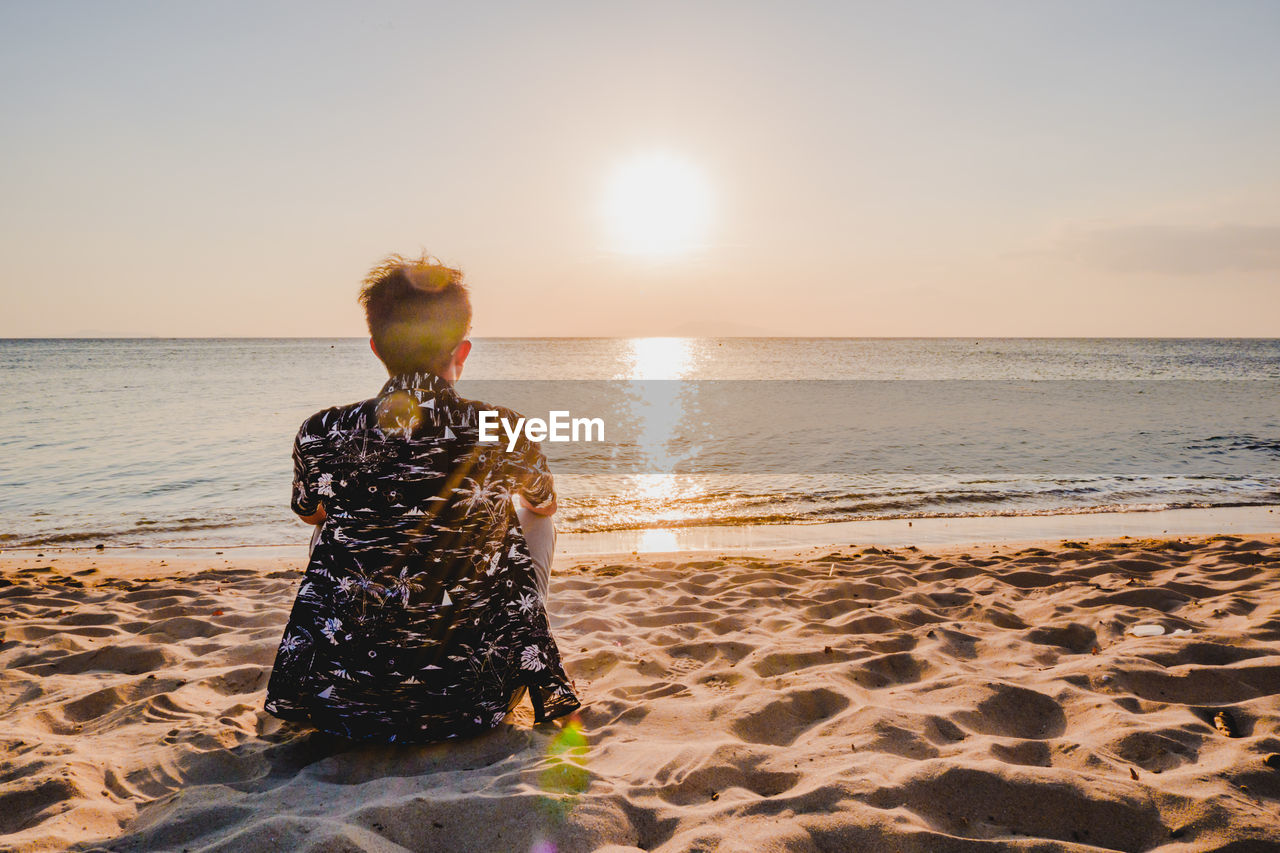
[{"left": 264, "top": 254, "right": 580, "bottom": 743}]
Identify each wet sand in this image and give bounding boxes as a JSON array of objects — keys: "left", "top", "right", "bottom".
[{"left": 2, "top": 534, "right": 1279, "bottom": 852}]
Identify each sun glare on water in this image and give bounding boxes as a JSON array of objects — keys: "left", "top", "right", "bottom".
[{"left": 603, "top": 152, "right": 712, "bottom": 257}]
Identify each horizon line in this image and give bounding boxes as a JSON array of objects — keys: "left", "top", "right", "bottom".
[{"left": 4, "top": 334, "right": 1279, "bottom": 342}]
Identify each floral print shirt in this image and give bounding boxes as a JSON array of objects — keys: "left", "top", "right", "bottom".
[{"left": 264, "top": 371, "right": 580, "bottom": 743}]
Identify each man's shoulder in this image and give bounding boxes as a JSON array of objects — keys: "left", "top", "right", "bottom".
[{"left": 449, "top": 391, "right": 523, "bottom": 423}]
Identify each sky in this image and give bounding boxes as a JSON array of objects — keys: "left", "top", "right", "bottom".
[{"left": 1, "top": 0, "right": 1278, "bottom": 337}]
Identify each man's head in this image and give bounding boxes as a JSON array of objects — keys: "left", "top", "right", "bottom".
[{"left": 360, "top": 253, "right": 473, "bottom": 380}]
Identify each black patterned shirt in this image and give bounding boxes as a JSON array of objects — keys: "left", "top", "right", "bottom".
[{"left": 264, "top": 371, "right": 580, "bottom": 743}]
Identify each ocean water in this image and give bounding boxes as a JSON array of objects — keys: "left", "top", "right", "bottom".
[{"left": 1, "top": 338, "right": 1278, "bottom": 548}]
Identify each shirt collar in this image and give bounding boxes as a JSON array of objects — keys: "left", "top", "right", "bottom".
[{"left": 379, "top": 370, "right": 458, "bottom": 401}]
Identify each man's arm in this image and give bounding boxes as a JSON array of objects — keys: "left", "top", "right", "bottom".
[
  {"left": 290, "top": 423, "right": 327, "bottom": 525},
  {"left": 504, "top": 407, "right": 558, "bottom": 517}
]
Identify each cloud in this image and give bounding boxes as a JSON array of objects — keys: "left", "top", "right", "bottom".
[{"left": 1062, "top": 224, "right": 1280, "bottom": 275}]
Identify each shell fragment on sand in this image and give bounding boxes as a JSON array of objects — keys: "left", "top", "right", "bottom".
[{"left": 1127, "top": 623, "right": 1193, "bottom": 637}]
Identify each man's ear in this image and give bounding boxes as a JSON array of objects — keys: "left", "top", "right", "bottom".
[
  {"left": 453, "top": 339, "right": 472, "bottom": 369},
  {"left": 369, "top": 337, "right": 380, "bottom": 358}
]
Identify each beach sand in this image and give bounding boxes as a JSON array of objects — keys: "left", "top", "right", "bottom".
[{"left": 2, "top": 535, "right": 1279, "bottom": 852}]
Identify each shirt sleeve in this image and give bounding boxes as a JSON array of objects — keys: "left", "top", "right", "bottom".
[
  {"left": 290, "top": 423, "right": 321, "bottom": 517},
  {"left": 504, "top": 413, "right": 556, "bottom": 508}
]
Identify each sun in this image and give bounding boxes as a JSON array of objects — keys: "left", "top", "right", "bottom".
[{"left": 603, "top": 152, "right": 712, "bottom": 257}]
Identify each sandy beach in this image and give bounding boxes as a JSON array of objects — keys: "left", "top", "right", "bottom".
[{"left": 3, "top": 533, "right": 1279, "bottom": 852}]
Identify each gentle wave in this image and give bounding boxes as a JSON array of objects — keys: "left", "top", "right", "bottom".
[
  {"left": 11, "top": 498, "right": 1280, "bottom": 548},
  {"left": 3, "top": 518, "right": 249, "bottom": 546},
  {"left": 561, "top": 497, "right": 1280, "bottom": 533}
]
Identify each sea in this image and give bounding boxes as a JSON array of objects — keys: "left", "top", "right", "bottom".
[{"left": 2, "top": 338, "right": 1278, "bottom": 549}]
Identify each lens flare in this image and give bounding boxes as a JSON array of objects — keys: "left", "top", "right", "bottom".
[
  {"left": 374, "top": 390, "right": 422, "bottom": 436},
  {"left": 539, "top": 716, "right": 590, "bottom": 795},
  {"left": 534, "top": 714, "right": 590, "bottom": 828}
]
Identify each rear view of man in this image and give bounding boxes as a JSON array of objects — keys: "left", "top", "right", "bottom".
[{"left": 265, "top": 253, "right": 579, "bottom": 743}]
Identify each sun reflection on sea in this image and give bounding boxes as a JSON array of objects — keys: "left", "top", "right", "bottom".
[
  {"left": 618, "top": 337, "right": 695, "bottom": 380},
  {"left": 629, "top": 471, "right": 704, "bottom": 502},
  {"left": 607, "top": 339, "right": 708, "bottom": 533}
]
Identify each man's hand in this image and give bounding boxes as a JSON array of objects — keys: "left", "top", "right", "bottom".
[
  {"left": 519, "top": 493, "right": 557, "bottom": 517},
  {"left": 297, "top": 504, "right": 327, "bottom": 525}
]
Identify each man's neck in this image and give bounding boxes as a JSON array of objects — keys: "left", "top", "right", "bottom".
[{"left": 386, "top": 367, "right": 452, "bottom": 384}]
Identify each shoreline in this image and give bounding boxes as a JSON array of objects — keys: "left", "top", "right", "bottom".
[{"left": 4, "top": 504, "right": 1277, "bottom": 567}]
